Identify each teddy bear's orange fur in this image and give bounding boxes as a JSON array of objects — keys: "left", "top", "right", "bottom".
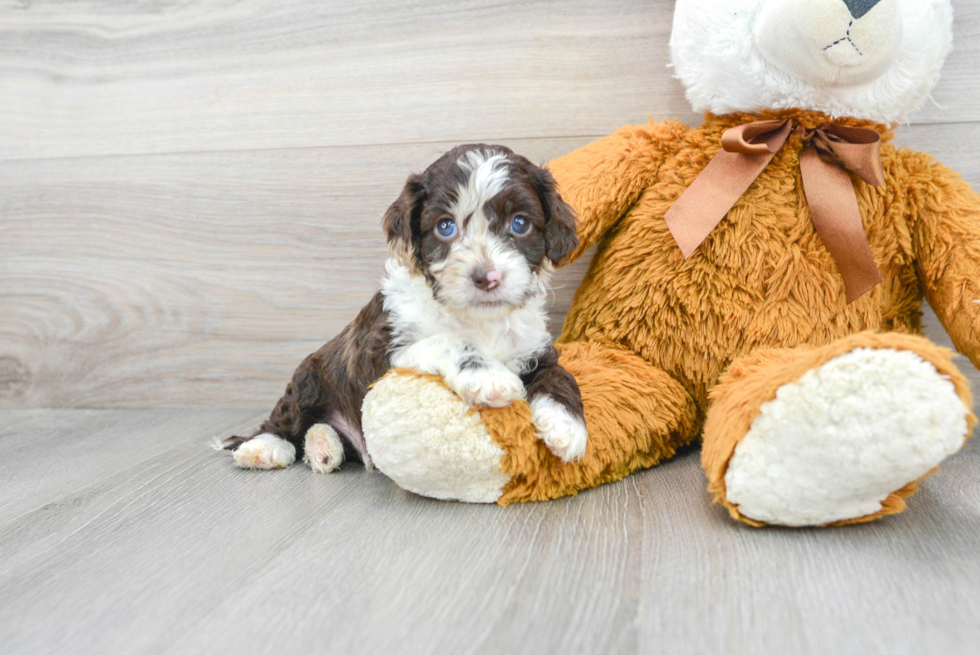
[{"left": 433, "top": 108, "right": 978, "bottom": 521}]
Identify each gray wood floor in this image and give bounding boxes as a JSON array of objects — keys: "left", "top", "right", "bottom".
[
  {"left": 2, "top": 401, "right": 979, "bottom": 655},
  {"left": 2, "top": 303, "right": 980, "bottom": 655}
]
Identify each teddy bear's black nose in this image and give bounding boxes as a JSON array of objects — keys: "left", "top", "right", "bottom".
[{"left": 843, "top": 0, "right": 882, "bottom": 20}]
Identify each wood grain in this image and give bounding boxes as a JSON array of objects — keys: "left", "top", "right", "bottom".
[
  {"left": 0, "top": 408, "right": 977, "bottom": 655},
  {"left": 0, "top": 0, "right": 692, "bottom": 161},
  {"left": 0, "top": 136, "right": 593, "bottom": 408},
  {"left": 1, "top": 0, "right": 978, "bottom": 161},
  {"left": 2, "top": 122, "right": 979, "bottom": 409}
]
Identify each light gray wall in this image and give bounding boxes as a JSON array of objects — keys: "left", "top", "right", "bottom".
[{"left": 2, "top": 0, "right": 979, "bottom": 408}]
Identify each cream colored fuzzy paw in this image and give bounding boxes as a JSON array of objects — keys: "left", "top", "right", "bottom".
[
  {"left": 362, "top": 372, "right": 509, "bottom": 503},
  {"left": 724, "top": 348, "right": 969, "bottom": 526},
  {"left": 233, "top": 433, "right": 296, "bottom": 470},
  {"left": 304, "top": 423, "right": 345, "bottom": 473},
  {"left": 445, "top": 365, "right": 525, "bottom": 408}
]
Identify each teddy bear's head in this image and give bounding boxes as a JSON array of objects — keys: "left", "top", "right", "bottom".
[{"left": 670, "top": 0, "right": 953, "bottom": 124}]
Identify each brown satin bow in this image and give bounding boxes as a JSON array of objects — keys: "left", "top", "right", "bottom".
[{"left": 663, "top": 119, "right": 885, "bottom": 303}]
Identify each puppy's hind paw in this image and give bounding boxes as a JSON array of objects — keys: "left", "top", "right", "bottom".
[
  {"left": 304, "top": 423, "right": 345, "bottom": 473},
  {"left": 531, "top": 395, "right": 588, "bottom": 463},
  {"left": 448, "top": 367, "right": 525, "bottom": 408},
  {"left": 232, "top": 434, "right": 296, "bottom": 469}
]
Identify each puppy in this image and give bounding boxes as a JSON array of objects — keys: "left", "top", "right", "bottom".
[{"left": 221, "top": 144, "right": 587, "bottom": 473}]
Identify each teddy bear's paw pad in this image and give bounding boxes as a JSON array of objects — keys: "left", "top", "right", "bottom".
[
  {"left": 724, "top": 348, "right": 970, "bottom": 526},
  {"left": 447, "top": 366, "right": 525, "bottom": 408},
  {"left": 232, "top": 433, "right": 296, "bottom": 470},
  {"left": 531, "top": 395, "right": 588, "bottom": 463},
  {"left": 304, "top": 423, "right": 345, "bottom": 474},
  {"left": 362, "top": 372, "right": 508, "bottom": 503}
]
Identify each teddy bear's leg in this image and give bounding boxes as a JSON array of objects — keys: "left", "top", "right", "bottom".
[
  {"left": 362, "top": 340, "right": 700, "bottom": 504},
  {"left": 702, "top": 332, "right": 975, "bottom": 527}
]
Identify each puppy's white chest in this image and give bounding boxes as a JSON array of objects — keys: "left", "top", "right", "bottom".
[
  {"left": 468, "top": 322, "right": 539, "bottom": 368},
  {"left": 382, "top": 260, "right": 551, "bottom": 369}
]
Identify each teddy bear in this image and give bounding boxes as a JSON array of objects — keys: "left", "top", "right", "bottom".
[{"left": 360, "top": 0, "right": 979, "bottom": 527}]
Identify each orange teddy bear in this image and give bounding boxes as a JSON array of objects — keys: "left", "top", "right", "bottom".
[{"left": 362, "top": 0, "right": 977, "bottom": 527}]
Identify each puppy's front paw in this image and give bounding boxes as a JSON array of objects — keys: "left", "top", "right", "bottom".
[
  {"left": 448, "top": 367, "right": 525, "bottom": 408},
  {"left": 530, "top": 395, "right": 588, "bottom": 463}
]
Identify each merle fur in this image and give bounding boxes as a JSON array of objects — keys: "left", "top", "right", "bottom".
[
  {"left": 224, "top": 144, "right": 584, "bottom": 466},
  {"left": 521, "top": 345, "right": 584, "bottom": 419}
]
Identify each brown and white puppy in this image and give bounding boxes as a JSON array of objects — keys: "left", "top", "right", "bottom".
[{"left": 221, "top": 144, "right": 587, "bottom": 473}]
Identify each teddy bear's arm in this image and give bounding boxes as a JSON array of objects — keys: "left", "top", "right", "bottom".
[
  {"left": 905, "top": 151, "right": 980, "bottom": 368},
  {"left": 548, "top": 121, "right": 689, "bottom": 263}
]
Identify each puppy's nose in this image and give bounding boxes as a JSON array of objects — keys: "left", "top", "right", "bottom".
[
  {"left": 843, "top": 0, "right": 881, "bottom": 20},
  {"left": 472, "top": 268, "right": 502, "bottom": 291}
]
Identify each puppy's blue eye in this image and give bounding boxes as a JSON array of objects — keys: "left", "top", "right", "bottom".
[
  {"left": 436, "top": 219, "right": 457, "bottom": 238},
  {"left": 510, "top": 216, "right": 530, "bottom": 235}
]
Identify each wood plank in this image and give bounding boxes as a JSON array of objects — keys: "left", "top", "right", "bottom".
[
  {"left": 2, "top": 0, "right": 978, "bottom": 161},
  {"left": 3, "top": 122, "right": 980, "bottom": 409},
  {"left": 0, "top": 136, "right": 593, "bottom": 408},
  {"left": 2, "top": 125, "right": 975, "bottom": 265},
  {"left": 0, "top": 408, "right": 977, "bottom": 654},
  {"left": 0, "top": 0, "right": 693, "bottom": 161},
  {"left": 933, "top": 0, "right": 980, "bottom": 124},
  {"left": 0, "top": 252, "right": 591, "bottom": 409},
  {"left": 634, "top": 444, "right": 980, "bottom": 655},
  {"left": 0, "top": 137, "right": 594, "bottom": 263},
  {"left": 0, "top": 408, "right": 257, "bottom": 524},
  {"left": 892, "top": 121, "right": 980, "bottom": 182}
]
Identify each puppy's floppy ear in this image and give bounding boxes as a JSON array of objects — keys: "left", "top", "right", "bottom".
[
  {"left": 382, "top": 173, "right": 425, "bottom": 269},
  {"left": 525, "top": 162, "right": 578, "bottom": 265}
]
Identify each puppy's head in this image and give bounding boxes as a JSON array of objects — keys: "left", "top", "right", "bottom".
[{"left": 382, "top": 144, "right": 577, "bottom": 317}]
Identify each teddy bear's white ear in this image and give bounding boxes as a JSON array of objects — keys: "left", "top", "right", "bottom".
[
  {"left": 670, "top": 0, "right": 953, "bottom": 124},
  {"left": 669, "top": 0, "right": 764, "bottom": 116}
]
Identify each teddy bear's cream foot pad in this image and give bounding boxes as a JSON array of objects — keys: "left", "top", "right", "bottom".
[
  {"left": 724, "top": 348, "right": 970, "bottom": 527},
  {"left": 362, "top": 371, "right": 509, "bottom": 503}
]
